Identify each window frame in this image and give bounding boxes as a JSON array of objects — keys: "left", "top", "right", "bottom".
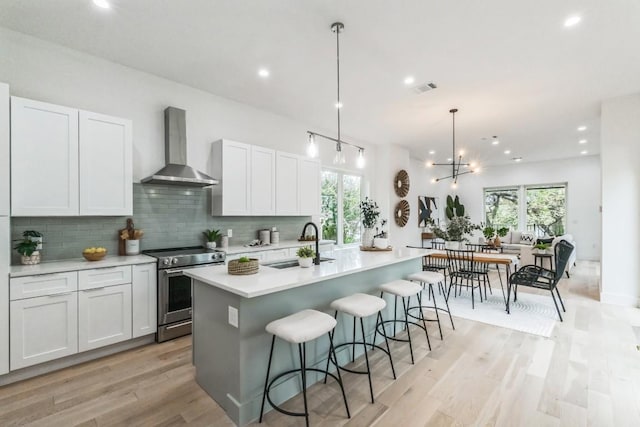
[
  {"left": 483, "top": 182, "right": 568, "bottom": 235},
  {"left": 321, "top": 168, "right": 363, "bottom": 247}
]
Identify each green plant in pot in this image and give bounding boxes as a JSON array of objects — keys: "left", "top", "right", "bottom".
[
  {"left": 533, "top": 242, "right": 551, "bottom": 254},
  {"left": 296, "top": 245, "right": 316, "bottom": 268},
  {"left": 494, "top": 227, "right": 509, "bottom": 247},
  {"left": 14, "top": 238, "right": 40, "bottom": 265},
  {"left": 428, "top": 216, "right": 480, "bottom": 249},
  {"left": 202, "top": 229, "right": 221, "bottom": 249},
  {"left": 23, "top": 230, "right": 43, "bottom": 251},
  {"left": 482, "top": 226, "right": 496, "bottom": 244},
  {"left": 359, "top": 197, "right": 380, "bottom": 248}
]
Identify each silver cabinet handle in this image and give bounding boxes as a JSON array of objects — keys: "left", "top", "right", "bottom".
[
  {"left": 47, "top": 291, "right": 74, "bottom": 297},
  {"left": 167, "top": 321, "right": 192, "bottom": 330},
  {"left": 82, "top": 287, "right": 106, "bottom": 292}
]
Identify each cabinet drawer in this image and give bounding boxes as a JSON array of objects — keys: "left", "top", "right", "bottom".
[
  {"left": 79, "top": 266, "right": 132, "bottom": 290},
  {"left": 10, "top": 272, "right": 78, "bottom": 301},
  {"left": 264, "top": 249, "right": 290, "bottom": 261}
]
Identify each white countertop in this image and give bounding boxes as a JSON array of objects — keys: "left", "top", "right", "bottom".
[
  {"left": 223, "top": 239, "right": 335, "bottom": 255},
  {"left": 186, "top": 247, "right": 431, "bottom": 298},
  {"left": 9, "top": 254, "right": 157, "bottom": 277}
]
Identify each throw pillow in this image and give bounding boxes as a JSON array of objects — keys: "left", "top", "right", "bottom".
[
  {"left": 503, "top": 231, "right": 512, "bottom": 244},
  {"left": 537, "top": 237, "right": 553, "bottom": 245},
  {"left": 520, "top": 232, "right": 535, "bottom": 245},
  {"left": 511, "top": 231, "right": 522, "bottom": 244}
]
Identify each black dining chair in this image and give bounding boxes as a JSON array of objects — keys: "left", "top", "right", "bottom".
[
  {"left": 508, "top": 240, "right": 574, "bottom": 321},
  {"left": 446, "top": 249, "right": 484, "bottom": 309},
  {"left": 465, "top": 243, "right": 492, "bottom": 298}
]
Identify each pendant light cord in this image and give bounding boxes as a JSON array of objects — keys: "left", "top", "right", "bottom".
[{"left": 336, "top": 24, "right": 341, "bottom": 144}]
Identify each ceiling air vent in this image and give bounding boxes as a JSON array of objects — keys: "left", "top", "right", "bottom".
[{"left": 413, "top": 82, "right": 438, "bottom": 94}]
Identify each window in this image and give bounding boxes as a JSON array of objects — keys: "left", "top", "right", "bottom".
[
  {"left": 321, "top": 170, "right": 362, "bottom": 245},
  {"left": 484, "top": 184, "right": 567, "bottom": 236}
]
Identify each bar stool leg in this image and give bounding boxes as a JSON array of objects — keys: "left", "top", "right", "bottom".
[
  {"left": 414, "top": 294, "right": 432, "bottom": 350},
  {"left": 327, "top": 332, "right": 351, "bottom": 418},
  {"left": 377, "top": 311, "right": 397, "bottom": 379},
  {"left": 440, "top": 281, "right": 455, "bottom": 330},
  {"left": 360, "top": 317, "right": 375, "bottom": 404},
  {"left": 298, "top": 343, "right": 309, "bottom": 427},
  {"left": 401, "top": 297, "right": 415, "bottom": 364},
  {"left": 429, "top": 283, "right": 443, "bottom": 340},
  {"left": 259, "top": 335, "right": 277, "bottom": 423},
  {"left": 351, "top": 316, "right": 356, "bottom": 363}
]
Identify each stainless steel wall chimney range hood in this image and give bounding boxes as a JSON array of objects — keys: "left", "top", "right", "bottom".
[{"left": 141, "top": 107, "right": 218, "bottom": 187}]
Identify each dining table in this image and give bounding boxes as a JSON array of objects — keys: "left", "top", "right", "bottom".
[{"left": 426, "top": 250, "right": 520, "bottom": 313}]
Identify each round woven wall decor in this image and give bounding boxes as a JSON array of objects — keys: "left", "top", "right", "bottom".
[
  {"left": 394, "top": 169, "right": 410, "bottom": 197},
  {"left": 394, "top": 199, "right": 410, "bottom": 227}
]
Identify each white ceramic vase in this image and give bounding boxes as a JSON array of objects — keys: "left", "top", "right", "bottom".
[
  {"left": 206, "top": 241, "right": 217, "bottom": 249},
  {"left": 444, "top": 240, "right": 462, "bottom": 250},
  {"left": 373, "top": 237, "right": 389, "bottom": 249},
  {"left": 362, "top": 228, "right": 375, "bottom": 248},
  {"left": 298, "top": 257, "right": 314, "bottom": 268}
]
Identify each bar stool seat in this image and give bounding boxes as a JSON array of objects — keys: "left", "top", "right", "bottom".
[
  {"left": 330, "top": 293, "right": 386, "bottom": 318},
  {"left": 266, "top": 309, "right": 337, "bottom": 343},
  {"left": 260, "top": 309, "right": 350, "bottom": 426},
  {"left": 407, "top": 271, "right": 445, "bottom": 284},
  {"left": 376, "top": 280, "right": 431, "bottom": 365}
]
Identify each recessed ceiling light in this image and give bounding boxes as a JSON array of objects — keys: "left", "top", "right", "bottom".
[
  {"left": 335, "top": 102, "right": 343, "bottom": 109},
  {"left": 513, "top": 157, "right": 522, "bottom": 162},
  {"left": 577, "top": 125, "right": 587, "bottom": 131},
  {"left": 447, "top": 158, "right": 452, "bottom": 162},
  {"left": 492, "top": 140, "right": 499, "bottom": 145},
  {"left": 580, "top": 150, "right": 588, "bottom": 155},
  {"left": 564, "top": 15, "right": 581, "bottom": 27},
  {"left": 404, "top": 76, "right": 415, "bottom": 85},
  {"left": 258, "top": 68, "right": 270, "bottom": 78},
  {"left": 92, "top": 0, "right": 110, "bottom": 9},
  {"left": 428, "top": 150, "right": 435, "bottom": 155},
  {"left": 504, "top": 150, "right": 511, "bottom": 154},
  {"left": 579, "top": 139, "right": 587, "bottom": 144}
]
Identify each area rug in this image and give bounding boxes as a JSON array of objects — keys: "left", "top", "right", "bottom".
[{"left": 428, "top": 286, "right": 559, "bottom": 337}]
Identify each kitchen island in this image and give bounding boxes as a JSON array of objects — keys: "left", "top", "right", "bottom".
[{"left": 186, "top": 246, "right": 429, "bottom": 426}]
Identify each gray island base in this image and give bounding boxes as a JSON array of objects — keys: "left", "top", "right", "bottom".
[{"left": 187, "top": 247, "right": 427, "bottom": 426}]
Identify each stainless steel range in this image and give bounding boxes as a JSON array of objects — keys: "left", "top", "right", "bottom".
[{"left": 143, "top": 246, "right": 226, "bottom": 342}]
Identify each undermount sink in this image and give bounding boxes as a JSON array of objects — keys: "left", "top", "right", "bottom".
[{"left": 264, "top": 257, "right": 335, "bottom": 269}]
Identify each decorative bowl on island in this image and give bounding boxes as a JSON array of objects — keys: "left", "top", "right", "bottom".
[{"left": 83, "top": 247, "right": 107, "bottom": 261}]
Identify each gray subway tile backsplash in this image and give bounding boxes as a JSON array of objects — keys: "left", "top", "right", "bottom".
[{"left": 10, "top": 183, "right": 310, "bottom": 263}]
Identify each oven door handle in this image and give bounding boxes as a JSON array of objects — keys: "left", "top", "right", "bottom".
[{"left": 164, "top": 269, "right": 185, "bottom": 276}]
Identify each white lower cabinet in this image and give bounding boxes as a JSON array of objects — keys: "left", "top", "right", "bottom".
[
  {"left": 10, "top": 292, "right": 78, "bottom": 370},
  {"left": 79, "top": 283, "right": 132, "bottom": 352},
  {"left": 132, "top": 264, "right": 157, "bottom": 338}
]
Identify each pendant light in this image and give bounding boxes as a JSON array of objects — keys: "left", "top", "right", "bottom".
[{"left": 429, "top": 108, "right": 476, "bottom": 186}]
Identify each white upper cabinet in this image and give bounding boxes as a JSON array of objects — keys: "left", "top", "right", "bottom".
[
  {"left": 275, "top": 151, "right": 300, "bottom": 215},
  {"left": 211, "top": 139, "right": 251, "bottom": 216},
  {"left": 10, "top": 96, "right": 132, "bottom": 216},
  {"left": 298, "top": 157, "right": 321, "bottom": 216},
  {"left": 79, "top": 111, "right": 132, "bottom": 215},
  {"left": 0, "top": 82, "right": 9, "bottom": 216},
  {"left": 250, "top": 146, "right": 276, "bottom": 215},
  {"left": 11, "top": 97, "right": 79, "bottom": 216}
]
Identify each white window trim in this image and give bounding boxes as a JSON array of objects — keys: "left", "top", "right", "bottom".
[{"left": 322, "top": 168, "right": 363, "bottom": 247}]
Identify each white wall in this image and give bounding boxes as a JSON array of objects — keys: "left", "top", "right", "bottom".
[
  {"left": 422, "top": 156, "right": 602, "bottom": 261},
  {"left": 0, "top": 27, "right": 376, "bottom": 186},
  {"left": 600, "top": 93, "right": 640, "bottom": 307}
]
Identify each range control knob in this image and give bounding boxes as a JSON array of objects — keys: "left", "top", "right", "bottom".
[
  {"left": 162, "top": 258, "right": 170, "bottom": 266},
  {"left": 171, "top": 257, "right": 179, "bottom": 265}
]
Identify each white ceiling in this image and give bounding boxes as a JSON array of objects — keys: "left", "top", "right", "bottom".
[{"left": 1, "top": 0, "right": 639, "bottom": 167}]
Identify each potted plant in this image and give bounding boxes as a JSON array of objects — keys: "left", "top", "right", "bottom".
[
  {"left": 296, "top": 245, "right": 316, "bottom": 268},
  {"left": 533, "top": 242, "right": 551, "bottom": 254},
  {"left": 14, "top": 238, "right": 40, "bottom": 265},
  {"left": 428, "top": 216, "right": 480, "bottom": 249},
  {"left": 203, "top": 229, "right": 221, "bottom": 249},
  {"left": 23, "top": 230, "right": 43, "bottom": 251},
  {"left": 494, "top": 227, "right": 509, "bottom": 247},
  {"left": 482, "top": 226, "right": 496, "bottom": 245},
  {"left": 359, "top": 197, "right": 380, "bottom": 248},
  {"left": 373, "top": 219, "right": 389, "bottom": 249}
]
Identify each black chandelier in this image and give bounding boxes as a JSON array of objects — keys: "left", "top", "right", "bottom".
[{"left": 430, "top": 108, "right": 475, "bottom": 186}]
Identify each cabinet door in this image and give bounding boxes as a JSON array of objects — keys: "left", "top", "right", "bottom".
[
  {"left": 79, "top": 283, "right": 132, "bottom": 351},
  {"left": 11, "top": 97, "right": 79, "bottom": 216},
  {"left": 132, "top": 264, "right": 157, "bottom": 338},
  {"left": 276, "top": 152, "right": 300, "bottom": 215},
  {"left": 298, "top": 157, "right": 321, "bottom": 216},
  {"left": 10, "top": 292, "right": 78, "bottom": 370},
  {"left": 79, "top": 111, "right": 132, "bottom": 215},
  {"left": 0, "top": 217, "right": 8, "bottom": 375},
  {"left": 222, "top": 141, "right": 251, "bottom": 215},
  {"left": 0, "top": 83, "right": 8, "bottom": 216},
  {"left": 250, "top": 146, "right": 276, "bottom": 215}
]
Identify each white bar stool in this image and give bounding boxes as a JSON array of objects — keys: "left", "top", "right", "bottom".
[
  {"left": 407, "top": 270, "right": 455, "bottom": 340},
  {"left": 259, "top": 309, "right": 350, "bottom": 426},
  {"left": 326, "top": 292, "right": 396, "bottom": 404},
  {"left": 376, "top": 280, "right": 431, "bottom": 364}
]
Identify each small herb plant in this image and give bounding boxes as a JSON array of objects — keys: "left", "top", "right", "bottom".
[
  {"left": 296, "top": 246, "right": 316, "bottom": 258},
  {"left": 238, "top": 256, "right": 251, "bottom": 263},
  {"left": 14, "top": 239, "right": 39, "bottom": 256},
  {"left": 203, "top": 229, "right": 221, "bottom": 242},
  {"left": 359, "top": 197, "right": 380, "bottom": 229},
  {"left": 534, "top": 242, "right": 551, "bottom": 251}
]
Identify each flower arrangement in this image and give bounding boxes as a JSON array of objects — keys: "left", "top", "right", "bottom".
[{"left": 359, "top": 197, "right": 380, "bottom": 229}]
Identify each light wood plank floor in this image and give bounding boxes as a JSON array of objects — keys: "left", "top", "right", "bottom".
[{"left": 1, "top": 261, "right": 639, "bottom": 426}]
